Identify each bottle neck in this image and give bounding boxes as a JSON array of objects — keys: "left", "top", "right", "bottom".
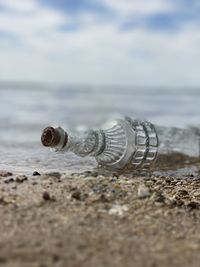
[{"left": 61, "top": 129, "right": 105, "bottom": 157}]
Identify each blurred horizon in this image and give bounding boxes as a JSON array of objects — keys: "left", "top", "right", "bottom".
[
  {"left": 0, "top": 0, "right": 200, "bottom": 88},
  {"left": 0, "top": 80, "right": 200, "bottom": 92}
]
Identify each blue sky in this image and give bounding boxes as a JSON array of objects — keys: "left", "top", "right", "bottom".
[{"left": 0, "top": 0, "right": 200, "bottom": 86}]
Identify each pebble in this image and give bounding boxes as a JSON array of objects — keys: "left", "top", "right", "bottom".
[
  {"left": 193, "top": 191, "right": 200, "bottom": 197},
  {"left": 146, "top": 181, "right": 153, "bottom": 186},
  {"left": 187, "top": 201, "right": 199, "bottom": 210},
  {"left": 16, "top": 175, "right": 28, "bottom": 183},
  {"left": 110, "top": 177, "right": 118, "bottom": 182},
  {"left": 31, "top": 181, "right": 38, "bottom": 185},
  {"left": 32, "top": 171, "right": 41, "bottom": 176},
  {"left": 155, "top": 180, "right": 163, "bottom": 185},
  {"left": 151, "top": 192, "right": 165, "bottom": 203},
  {"left": 112, "top": 173, "right": 119, "bottom": 178},
  {"left": 177, "top": 189, "right": 189, "bottom": 196},
  {"left": 3, "top": 177, "right": 14, "bottom": 184},
  {"left": 154, "top": 185, "right": 162, "bottom": 191},
  {"left": 11, "top": 185, "right": 17, "bottom": 190},
  {"left": 175, "top": 199, "right": 184, "bottom": 207},
  {"left": 71, "top": 190, "right": 82, "bottom": 200},
  {"left": 137, "top": 184, "right": 150, "bottom": 199},
  {"left": 98, "top": 194, "right": 110, "bottom": 202},
  {"left": 165, "top": 177, "right": 172, "bottom": 183},
  {"left": 0, "top": 171, "right": 13, "bottom": 178},
  {"left": 42, "top": 191, "right": 51, "bottom": 201},
  {"left": 108, "top": 204, "right": 128, "bottom": 217},
  {"left": 0, "top": 257, "right": 6, "bottom": 263},
  {"left": 158, "top": 175, "right": 166, "bottom": 179}
]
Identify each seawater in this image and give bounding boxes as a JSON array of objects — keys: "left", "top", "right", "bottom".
[{"left": 0, "top": 86, "right": 200, "bottom": 174}]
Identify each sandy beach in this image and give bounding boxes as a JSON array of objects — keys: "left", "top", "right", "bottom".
[
  {"left": 1, "top": 0, "right": 200, "bottom": 264},
  {"left": 1, "top": 166, "right": 200, "bottom": 267}
]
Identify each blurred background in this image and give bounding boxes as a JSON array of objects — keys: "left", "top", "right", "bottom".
[{"left": 0, "top": 0, "right": 200, "bottom": 173}]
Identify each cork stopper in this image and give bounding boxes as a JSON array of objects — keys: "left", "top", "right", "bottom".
[{"left": 41, "top": 126, "right": 61, "bottom": 147}]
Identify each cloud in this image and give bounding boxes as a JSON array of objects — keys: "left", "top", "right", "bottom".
[
  {"left": 0, "top": 0, "right": 37, "bottom": 12},
  {"left": 0, "top": 0, "right": 68, "bottom": 36},
  {"left": 98, "top": 0, "right": 175, "bottom": 16},
  {"left": 0, "top": 0, "right": 199, "bottom": 86}
]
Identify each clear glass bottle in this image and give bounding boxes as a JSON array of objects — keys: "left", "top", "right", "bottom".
[{"left": 41, "top": 117, "right": 200, "bottom": 170}]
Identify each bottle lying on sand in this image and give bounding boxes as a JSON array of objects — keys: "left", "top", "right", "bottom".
[{"left": 41, "top": 117, "right": 200, "bottom": 170}]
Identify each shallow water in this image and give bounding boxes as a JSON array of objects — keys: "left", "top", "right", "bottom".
[{"left": 0, "top": 85, "right": 200, "bottom": 175}]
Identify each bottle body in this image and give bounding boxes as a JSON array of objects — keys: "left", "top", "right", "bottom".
[
  {"left": 41, "top": 117, "right": 200, "bottom": 170},
  {"left": 95, "top": 118, "right": 158, "bottom": 169}
]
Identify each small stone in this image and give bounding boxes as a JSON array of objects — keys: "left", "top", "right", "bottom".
[
  {"left": 0, "top": 257, "right": 6, "bottom": 263},
  {"left": 193, "top": 191, "right": 200, "bottom": 197},
  {"left": 165, "top": 177, "right": 172, "bottom": 183},
  {"left": 98, "top": 193, "right": 109, "bottom": 202},
  {"left": 146, "top": 181, "right": 153, "bottom": 186},
  {"left": 31, "top": 181, "right": 38, "bottom": 185},
  {"left": 92, "top": 172, "right": 99, "bottom": 177},
  {"left": 137, "top": 184, "right": 150, "bottom": 199},
  {"left": 177, "top": 189, "right": 189, "bottom": 196},
  {"left": 165, "top": 198, "right": 176, "bottom": 207},
  {"left": 0, "top": 171, "right": 12, "bottom": 177},
  {"left": 175, "top": 199, "right": 184, "bottom": 207},
  {"left": 155, "top": 179, "right": 163, "bottom": 185},
  {"left": 112, "top": 173, "right": 119, "bottom": 178},
  {"left": 154, "top": 185, "right": 162, "bottom": 191},
  {"left": 32, "top": 171, "right": 41, "bottom": 176},
  {"left": 52, "top": 254, "right": 60, "bottom": 262},
  {"left": 0, "top": 197, "right": 13, "bottom": 205},
  {"left": 71, "top": 190, "right": 81, "bottom": 200},
  {"left": 152, "top": 192, "right": 165, "bottom": 203},
  {"left": 42, "top": 191, "right": 51, "bottom": 201},
  {"left": 11, "top": 185, "right": 17, "bottom": 190},
  {"left": 3, "top": 177, "right": 14, "bottom": 183},
  {"left": 0, "top": 197, "right": 5, "bottom": 204},
  {"left": 110, "top": 176, "right": 118, "bottom": 182},
  {"left": 16, "top": 175, "right": 28, "bottom": 183},
  {"left": 171, "top": 181, "right": 178, "bottom": 185},
  {"left": 187, "top": 201, "right": 199, "bottom": 210},
  {"left": 108, "top": 204, "right": 128, "bottom": 217}
]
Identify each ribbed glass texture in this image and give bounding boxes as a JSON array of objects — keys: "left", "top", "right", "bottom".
[{"left": 48, "top": 117, "right": 200, "bottom": 170}]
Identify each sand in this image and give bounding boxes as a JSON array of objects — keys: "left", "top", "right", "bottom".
[{"left": 1, "top": 167, "right": 200, "bottom": 267}]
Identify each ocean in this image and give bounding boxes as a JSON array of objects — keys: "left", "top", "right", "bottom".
[{"left": 0, "top": 85, "right": 200, "bottom": 174}]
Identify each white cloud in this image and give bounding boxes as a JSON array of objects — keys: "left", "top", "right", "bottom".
[
  {"left": 0, "top": 0, "right": 37, "bottom": 12},
  {"left": 97, "top": 0, "right": 176, "bottom": 16},
  {"left": 0, "top": 0, "right": 68, "bottom": 35},
  {"left": 0, "top": 0, "right": 199, "bottom": 86}
]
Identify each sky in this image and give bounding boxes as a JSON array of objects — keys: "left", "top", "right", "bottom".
[{"left": 0, "top": 0, "right": 200, "bottom": 86}]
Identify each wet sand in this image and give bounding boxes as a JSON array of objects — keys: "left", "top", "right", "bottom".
[{"left": 1, "top": 166, "right": 200, "bottom": 267}]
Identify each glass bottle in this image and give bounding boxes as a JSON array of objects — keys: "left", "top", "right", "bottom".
[{"left": 41, "top": 117, "right": 200, "bottom": 170}]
